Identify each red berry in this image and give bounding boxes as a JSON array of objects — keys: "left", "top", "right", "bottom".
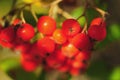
[
  {"left": 37, "top": 16, "right": 56, "bottom": 35},
  {"left": 90, "top": 17, "right": 106, "bottom": 27},
  {"left": 61, "top": 43, "right": 79, "bottom": 58},
  {"left": 52, "top": 29, "right": 67, "bottom": 44},
  {"left": 70, "top": 33, "right": 91, "bottom": 50},
  {"left": 12, "top": 19, "right": 21, "bottom": 26},
  {"left": 13, "top": 42, "right": 31, "bottom": 53},
  {"left": 17, "top": 23, "right": 35, "bottom": 41},
  {"left": 88, "top": 25, "right": 106, "bottom": 41},
  {"left": 62, "top": 19, "right": 82, "bottom": 37},
  {"left": 88, "top": 18, "right": 106, "bottom": 41},
  {"left": 37, "top": 37, "right": 55, "bottom": 57},
  {"left": 0, "top": 26, "right": 15, "bottom": 48},
  {"left": 21, "top": 54, "right": 38, "bottom": 72}
]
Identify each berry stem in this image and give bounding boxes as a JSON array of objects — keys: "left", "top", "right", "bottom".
[
  {"left": 20, "top": 11, "right": 26, "bottom": 23},
  {"left": 48, "top": 0, "right": 62, "bottom": 18},
  {"left": 81, "top": 22, "right": 88, "bottom": 33},
  {"left": 57, "top": 7, "right": 74, "bottom": 19},
  {"left": 29, "top": 5, "right": 38, "bottom": 22},
  {"left": 93, "top": 7, "right": 109, "bottom": 20}
]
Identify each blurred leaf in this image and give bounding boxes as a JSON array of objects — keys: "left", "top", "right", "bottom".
[
  {"left": 23, "top": 10, "right": 37, "bottom": 26},
  {"left": 31, "top": 2, "right": 48, "bottom": 14},
  {"left": 7, "top": 67, "right": 37, "bottom": 80},
  {"left": 71, "top": 7, "right": 86, "bottom": 27},
  {"left": 86, "top": 8, "right": 99, "bottom": 25},
  {"left": 22, "top": 0, "right": 39, "bottom": 4},
  {"left": 109, "top": 67, "right": 120, "bottom": 80},
  {"left": 0, "top": 0, "right": 13, "bottom": 18},
  {"left": 0, "top": 58, "right": 20, "bottom": 72},
  {"left": 71, "top": 6, "right": 84, "bottom": 18},
  {"left": 0, "top": 69, "right": 12, "bottom": 80},
  {"left": 109, "top": 24, "right": 120, "bottom": 40},
  {"left": 86, "top": 60, "right": 111, "bottom": 80},
  {"left": 77, "top": 16, "right": 86, "bottom": 27}
]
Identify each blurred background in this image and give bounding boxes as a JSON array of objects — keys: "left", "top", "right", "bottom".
[{"left": 0, "top": 0, "right": 120, "bottom": 80}]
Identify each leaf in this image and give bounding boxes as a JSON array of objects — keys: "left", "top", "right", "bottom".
[
  {"left": 71, "top": 6, "right": 84, "bottom": 18},
  {"left": 0, "top": 0, "right": 13, "bottom": 18},
  {"left": 0, "top": 69, "right": 12, "bottom": 80},
  {"left": 109, "top": 24, "right": 120, "bottom": 40},
  {"left": 109, "top": 67, "right": 120, "bottom": 80},
  {"left": 0, "top": 58, "right": 20, "bottom": 72},
  {"left": 86, "top": 60, "right": 111, "bottom": 80}
]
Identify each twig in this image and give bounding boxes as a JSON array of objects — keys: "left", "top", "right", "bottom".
[
  {"left": 20, "top": 11, "right": 26, "bottom": 23},
  {"left": 29, "top": 5, "right": 38, "bottom": 22},
  {"left": 57, "top": 7, "right": 74, "bottom": 19}
]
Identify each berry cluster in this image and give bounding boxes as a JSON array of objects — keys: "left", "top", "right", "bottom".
[{"left": 0, "top": 16, "right": 106, "bottom": 76}]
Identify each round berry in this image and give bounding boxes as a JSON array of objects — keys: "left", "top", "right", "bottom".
[
  {"left": 90, "top": 17, "right": 106, "bottom": 27},
  {"left": 52, "top": 29, "right": 67, "bottom": 44},
  {"left": 62, "top": 19, "right": 82, "bottom": 37},
  {"left": 88, "top": 25, "right": 106, "bottom": 41},
  {"left": 17, "top": 23, "right": 35, "bottom": 41},
  {"left": 61, "top": 43, "right": 79, "bottom": 58},
  {"left": 0, "top": 26, "right": 15, "bottom": 48},
  {"left": 37, "top": 37, "right": 55, "bottom": 57},
  {"left": 37, "top": 16, "right": 56, "bottom": 35},
  {"left": 70, "top": 33, "right": 91, "bottom": 50}
]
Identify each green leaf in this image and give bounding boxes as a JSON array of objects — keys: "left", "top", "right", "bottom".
[
  {"left": 71, "top": 6, "right": 84, "bottom": 19},
  {"left": 0, "top": 0, "right": 13, "bottom": 18},
  {"left": 0, "top": 69, "right": 12, "bottom": 80},
  {"left": 86, "top": 60, "right": 111, "bottom": 80},
  {"left": 0, "top": 58, "right": 20, "bottom": 72},
  {"left": 109, "top": 67, "right": 120, "bottom": 80},
  {"left": 7, "top": 67, "right": 37, "bottom": 80},
  {"left": 31, "top": 3, "right": 48, "bottom": 14},
  {"left": 109, "top": 24, "right": 120, "bottom": 40}
]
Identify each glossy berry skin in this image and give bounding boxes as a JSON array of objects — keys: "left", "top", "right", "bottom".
[
  {"left": 0, "top": 26, "right": 15, "bottom": 48},
  {"left": 37, "top": 16, "right": 56, "bottom": 35},
  {"left": 37, "top": 37, "right": 55, "bottom": 57},
  {"left": 88, "top": 25, "right": 106, "bottom": 41},
  {"left": 61, "top": 43, "right": 79, "bottom": 58},
  {"left": 52, "top": 29, "right": 67, "bottom": 44},
  {"left": 70, "top": 33, "right": 91, "bottom": 50},
  {"left": 90, "top": 17, "right": 106, "bottom": 27},
  {"left": 62, "top": 19, "right": 82, "bottom": 37},
  {"left": 17, "top": 23, "right": 35, "bottom": 41},
  {"left": 88, "top": 18, "right": 106, "bottom": 41}
]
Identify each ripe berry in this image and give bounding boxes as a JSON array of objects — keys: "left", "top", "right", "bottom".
[
  {"left": 88, "top": 25, "right": 106, "bottom": 41},
  {"left": 13, "top": 42, "right": 31, "bottom": 53},
  {"left": 70, "top": 33, "right": 91, "bottom": 50},
  {"left": 90, "top": 17, "right": 106, "bottom": 27},
  {"left": 61, "top": 43, "right": 79, "bottom": 58},
  {"left": 37, "top": 37, "right": 55, "bottom": 57},
  {"left": 62, "top": 19, "right": 82, "bottom": 37},
  {"left": 88, "top": 18, "right": 106, "bottom": 41},
  {"left": 52, "top": 29, "right": 67, "bottom": 44},
  {"left": 12, "top": 19, "right": 21, "bottom": 26},
  {"left": 21, "top": 54, "right": 38, "bottom": 72},
  {"left": 17, "top": 23, "right": 35, "bottom": 41},
  {"left": 37, "top": 16, "right": 56, "bottom": 35},
  {"left": 0, "top": 26, "right": 15, "bottom": 48}
]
